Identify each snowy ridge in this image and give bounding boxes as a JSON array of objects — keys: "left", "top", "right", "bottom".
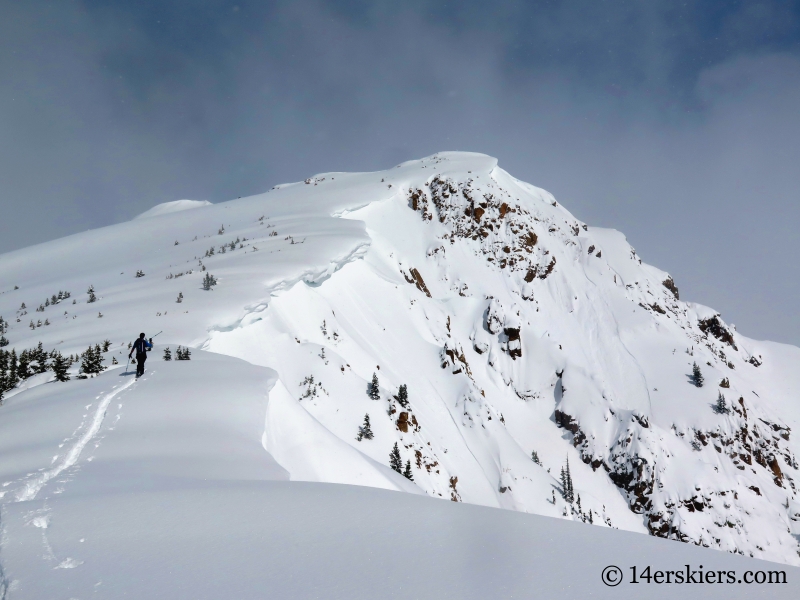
[{"left": 0, "top": 151, "right": 799, "bottom": 585}]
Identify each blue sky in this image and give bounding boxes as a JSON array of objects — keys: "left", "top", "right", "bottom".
[{"left": 1, "top": 0, "right": 799, "bottom": 343}]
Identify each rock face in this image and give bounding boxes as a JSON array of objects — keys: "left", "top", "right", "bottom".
[{"left": 2, "top": 151, "right": 799, "bottom": 566}]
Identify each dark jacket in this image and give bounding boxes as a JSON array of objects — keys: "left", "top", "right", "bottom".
[{"left": 132, "top": 338, "right": 152, "bottom": 354}]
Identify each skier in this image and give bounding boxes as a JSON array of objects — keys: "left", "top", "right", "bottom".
[{"left": 129, "top": 333, "right": 153, "bottom": 377}]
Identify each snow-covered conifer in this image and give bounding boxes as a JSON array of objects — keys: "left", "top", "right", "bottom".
[
  {"left": 356, "top": 413, "right": 374, "bottom": 441},
  {"left": 102, "top": 340, "right": 111, "bottom": 352},
  {"left": 87, "top": 285, "right": 97, "bottom": 303},
  {"left": 7, "top": 350, "right": 18, "bottom": 389},
  {"left": 163, "top": 347, "right": 172, "bottom": 361},
  {"left": 51, "top": 352, "right": 70, "bottom": 382},
  {"left": 560, "top": 458, "right": 574, "bottom": 503},
  {"left": 403, "top": 460, "right": 414, "bottom": 481},
  {"left": 714, "top": 391, "right": 729, "bottom": 414},
  {"left": 80, "top": 345, "right": 105, "bottom": 376},
  {"left": 176, "top": 292, "right": 183, "bottom": 303},
  {"left": 531, "top": 450, "right": 541, "bottom": 465},
  {"left": 202, "top": 273, "right": 217, "bottom": 290},
  {"left": 397, "top": 384, "right": 408, "bottom": 408},
  {"left": 369, "top": 372, "right": 380, "bottom": 401},
  {"left": 17, "top": 351, "right": 32, "bottom": 380},
  {"left": 692, "top": 362, "right": 704, "bottom": 387},
  {"left": 389, "top": 442, "right": 402, "bottom": 473}
]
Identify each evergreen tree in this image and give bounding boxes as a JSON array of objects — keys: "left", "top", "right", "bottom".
[
  {"left": 0, "top": 335, "right": 8, "bottom": 347},
  {"left": 87, "top": 285, "right": 97, "bottom": 303},
  {"left": 17, "top": 350, "right": 32, "bottom": 379},
  {"left": 389, "top": 442, "right": 403, "bottom": 473},
  {"left": 397, "top": 384, "right": 409, "bottom": 408},
  {"left": 7, "top": 350, "right": 18, "bottom": 388},
  {"left": 531, "top": 450, "right": 541, "bottom": 465},
  {"left": 356, "top": 413, "right": 374, "bottom": 441},
  {"left": 51, "top": 352, "right": 70, "bottom": 382},
  {"left": 403, "top": 460, "right": 414, "bottom": 481},
  {"left": 176, "top": 292, "right": 183, "bottom": 304},
  {"left": 0, "top": 350, "right": 8, "bottom": 395},
  {"left": 692, "top": 362, "right": 704, "bottom": 387},
  {"left": 369, "top": 372, "right": 380, "bottom": 400},
  {"left": 102, "top": 339, "right": 111, "bottom": 352},
  {"left": 32, "top": 342, "right": 48, "bottom": 374},
  {"left": 163, "top": 347, "right": 172, "bottom": 361},
  {"left": 560, "top": 458, "right": 575, "bottom": 503},
  {"left": 202, "top": 273, "right": 217, "bottom": 290},
  {"left": 80, "top": 345, "right": 105, "bottom": 376},
  {"left": 111, "top": 356, "right": 118, "bottom": 365},
  {"left": 715, "top": 391, "right": 729, "bottom": 414}
]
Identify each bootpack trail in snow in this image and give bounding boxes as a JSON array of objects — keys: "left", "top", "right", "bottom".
[{"left": 12, "top": 377, "right": 137, "bottom": 503}]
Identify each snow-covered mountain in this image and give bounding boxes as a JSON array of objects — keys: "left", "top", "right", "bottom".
[{"left": 1, "top": 151, "right": 799, "bottom": 588}]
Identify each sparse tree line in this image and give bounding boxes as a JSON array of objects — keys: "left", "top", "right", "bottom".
[
  {"left": 0, "top": 339, "right": 117, "bottom": 403},
  {"left": 203, "top": 236, "right": 247, "bottom": 258},
  {"left": 162, "top": 346, "right": 191, "bottom": 361}
]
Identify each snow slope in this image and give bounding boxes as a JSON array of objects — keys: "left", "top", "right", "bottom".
[
  {"left": 1, "top": 152, "right": 799, "bottom": 592},
  {"left": 0, "top": 359, "right": 797, "bottom": 598}
]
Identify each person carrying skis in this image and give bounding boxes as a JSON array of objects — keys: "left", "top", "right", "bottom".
[{"left": 129, "top": 332, "right": 153, "bottom": 377}]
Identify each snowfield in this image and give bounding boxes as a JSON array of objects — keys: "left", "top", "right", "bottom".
[{"left": 1, "top": 152, "right": 799, "bottom": 597}]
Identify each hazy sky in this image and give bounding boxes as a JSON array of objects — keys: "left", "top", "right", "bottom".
[{"left": 2, "top": 1, "right": 799, "bottom": 344}]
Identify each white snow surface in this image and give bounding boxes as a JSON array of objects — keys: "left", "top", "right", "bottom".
[
  {"left": 133, "top": 199, "right": 213, "bottom": 220},
  {"left": 1, "top": 151, "right": 800, "bottom": 597}
]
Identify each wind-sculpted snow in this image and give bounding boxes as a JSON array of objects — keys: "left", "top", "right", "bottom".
[{"left": 1, "top": 150, "right": 800, "bottom": 594}]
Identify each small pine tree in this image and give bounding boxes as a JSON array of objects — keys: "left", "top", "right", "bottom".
[
  {"left": 163, "top": 347, "right": 172, "bottom": 361},
  {"left": 17, "top": 350, "right": 31, "bottom": 380},
  {"left": 389, "top": 442, "right": 403, "bottom": 473},
  {"left": 714, "top": 391, "right": 729, "bottom": 414},
  {"left": 51, "top": 352, "right": 70, "bottom": 382},
  {"left": 202, "top": 273, "right": 217, "bottom": 290},
  {"left": 7, "top": 350, "right": 18, "bottom": 388},
  {"left": 356, "top": 413, "right": 374, "bottom": 441},
  {"left": 176, "top": 292, "right": 183, "bottom": 304},
  {"left": 111, "top": 356, "right": 118, "bottom": 365},
  {"left": 560, "top": 458, "right": 575, "bottom": 503},
  {"left": 0, "top": 335, "right": 8, "bottom": 347},
  {"left": 369, "top": 372, "right": 380, "bottom": 400},
  {"left": 531, "top": 450, "right": 541, "bottom": 465},
  {"left": 692, "top": 362, "right": 704, "bottom": 387},
  {"left": 80, "top": 345, "right": 105, "bottom": 376},
  {"left": 87, "top": 285, "right": 97, "bottom": 303},
  {"left": 403, "top": 460, "right": 414, "bottom": 481},
  {"left": 102, "top": 339, "right": 111, "bottom": 352},
  {"left": 397, "top": 384, "right": 409, "bottom": 408}
]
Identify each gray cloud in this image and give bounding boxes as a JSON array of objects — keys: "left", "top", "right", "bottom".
[{"left": 0, "top": 0, "right": 798, "bottom": 343}]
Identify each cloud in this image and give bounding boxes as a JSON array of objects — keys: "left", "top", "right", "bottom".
[{"left": 0, "top": 0, "right": 798, "bottom": 342}]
